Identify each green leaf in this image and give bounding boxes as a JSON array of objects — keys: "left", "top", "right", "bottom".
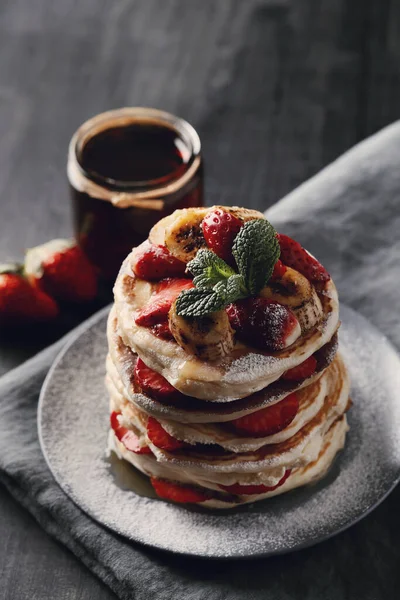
[
  {"left": 187, "top": 249, "right": 235, "bottom": 289},
  {"left": 232, "top": 219, "right": 280, "bottom": 295},
  {"left": 175, "top": 288, "right": 226, "bottom": 317},
  {"left": 192, "top": 272, "right": 213, "bottom": 291},
  {"left": 176, "top": 218, "right": 281, "bottom": 317},
  {"left": 213, "top": 274, "right": 248, "bottom": 303}
]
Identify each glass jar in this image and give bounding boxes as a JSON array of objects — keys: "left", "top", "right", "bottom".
[{"left": 68, "top": 107, "right": 203, "bottom": 281}]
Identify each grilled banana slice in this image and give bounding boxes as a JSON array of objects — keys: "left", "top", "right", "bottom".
[
  {"left": 149, "top": 206, "right": 264, "bottom": 263},
  {"left": 149, "top": 208, "right": 207, "bottom": 250},
  {"left": 169, "top": 301, "right": 235, "bottom": 362},
  {"left": 260, "top": 267, "right": 323, "bottom": 332},
  {"left": 163, "top": 208, "right": 209, "bottom": 262}
]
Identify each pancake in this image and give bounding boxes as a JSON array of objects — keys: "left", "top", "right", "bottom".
[
  {"left": 108, "top": 355, "right": 349, "bottom": 475},
  {"left": 107, "top": 306, "right": 339, "bottom": 423},
  {"left": 105, "top": 205, "right": 351, "bottom": 508},
  {"left": 108, "top": 354, "right": 347, "bottom": 454},
  {"left": 108, "top": 415, "right": 349, "bottom": 508},
  {"left": 107, "top": 371, "right": 328, "bottom": 451},
  {"left": 113, "top": 258, "right": 339, "bottom": 402}
]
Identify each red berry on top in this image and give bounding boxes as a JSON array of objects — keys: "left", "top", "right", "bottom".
[
  {"left": 270, "top": 259, "right": 287, "bottom": 280},
  {"left": 134, "top": 358, "right": 185, "bottom": 403},
  {"left": 277, "top": 234, "right": 330, "bottom": 284},
  {"left": 110, "top": 411, "right": 152, "bottom": 454},
  {"left": 226, "top": 297, "right": 300, "bottom": 352},
  {"left": 25, "top": 239, "right": 98, "bottom": 303},
  {"left": 134, "top": 278, "right": 194, "bottom": 327},
  {"left": 151, "top": 477, "right": 210, "bottom": 504},
  {"left": 228, "top": 392, "right": 299, "bottom": 437},
  {"left": 202, "top": 209, "right": 243, "bottom": 264},
  {"left": 220, "top": 470, "right": 291, "bottom": 495},
  {"left": 133, "top": 242, "right": 187, "bottom": 281},
  {"left": 147, "top": 417, "right": 187, "bottom": 451},
  {"left": 0, "top": 267, "right": 59, "bottom": 326},
  {"left": 150, "top": 320, "right": 175, "bottom": 341},
  {"left": 282, "top": 355, "right": 317, "bottom": 381}
]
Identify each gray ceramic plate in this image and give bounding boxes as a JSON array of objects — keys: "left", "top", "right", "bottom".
[{"left": 38, "top": 305, "right": 400, "bottom": 558}]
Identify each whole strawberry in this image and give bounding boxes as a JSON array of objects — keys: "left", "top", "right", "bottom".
[
  {"left": 0, "top": 264, "right": 58, "bottom": 325},
  {"left": 202, "top": 209, "right": 243, "bottom": 264},
  {"left": 25, "top": 239, "right": 98, "bottom": 303}
]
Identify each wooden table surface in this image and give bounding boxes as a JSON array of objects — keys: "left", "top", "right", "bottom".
[{"left": 1, "top": 1, "right": 399, "bottom": 598}]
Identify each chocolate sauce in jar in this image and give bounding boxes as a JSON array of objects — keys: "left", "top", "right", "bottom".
[{"left": 68, "top": 108, "right": 203, "bottom": 281}]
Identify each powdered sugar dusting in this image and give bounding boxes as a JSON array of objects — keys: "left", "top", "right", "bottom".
[
  {"left": 112, "top": 257, "right": 340, "bottom": 401},
  {"left": 38, "top": 306, "right": 400, "bottom": 558}
]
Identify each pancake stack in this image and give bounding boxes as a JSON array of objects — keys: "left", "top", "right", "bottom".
[{"left": 107, "top": 206, "right": 350, "bottom": 508}]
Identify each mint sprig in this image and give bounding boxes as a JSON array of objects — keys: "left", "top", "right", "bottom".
[
  {"left": 190, "top": 250, "right": 236, "bottom": 290},
  {"left": 232, "top": 219, "right": 280, "bottom": 295},
  {"left": 176, "top": 218, "right": 280, "bottom": 317},
  {"left": 175, "top": 250, "right": 248, "bottom": 317},
  {"left": 174, "top": 288, "right": 226, "bottom": 317}
]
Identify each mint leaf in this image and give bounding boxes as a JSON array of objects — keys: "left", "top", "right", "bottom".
[
  {"left": 176, "top": 274, "right": 248, "bottom": 317},
  {"left": 188, "top": 249, "right": 235, "bottom": 289},
  {"left": 176, "top": 218, "right": 280, "bottom": 317},
  {"left": 232, "top": 219, "right": 280, "bottom": 295},
  {"left": 213, "top": 274, "right": 247, "bottom": 303},
  {"left": 175, "top": 288, "right": 226, "bottom": 317}
]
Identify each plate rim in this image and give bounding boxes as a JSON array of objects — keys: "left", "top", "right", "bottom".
[{"left": 38, "top": 305, "right": 400, "bottom": 559}]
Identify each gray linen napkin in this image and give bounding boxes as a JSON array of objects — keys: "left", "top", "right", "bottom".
[{"left": 1, "top": 122, "right": 400, "bottom": 600}]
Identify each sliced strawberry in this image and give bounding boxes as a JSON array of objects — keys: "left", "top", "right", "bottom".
[
  {"left": 202, "top": 209, "right": 243, "bottom": 264},
  {"left": 277, "top": 234, "right": 330, "bottom": 283},
  {"left": 110, "top": 411, "right": 151, "bottom": 454},
  {"left": 229, "top": 392, "right": 299, "bottom": 437},
  {"left": 133, "top": 242, "right": 187, "bottom": 281},
  {"left": 226, "top": 297, "right": 300, "bottom": 352},
  {"left": 147, "top": 417, "right": 187, "bottom": 451},
  {"left": 282, "top": 355, "right": 317, "bottom": 381},
  {"left": 220, "top": 470, "right": 292, "bottom": 495},
  {"left": 151, "top": 320, "right": 175, "bottom": 341},
  {"left": 270, "top": 259, "right": 287, "bottom": 280},
  {"left": 134, "top": 358, "right": 185, "bottom": 403},
  {"left": 135, "top": 278, "right": 194, "bottom": 327},
  {"left": 151, "top": 477, "right": 209, "bottom": 504}
]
